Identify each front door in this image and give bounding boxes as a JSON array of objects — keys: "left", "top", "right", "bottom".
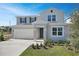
[{"left": 39, "top": 28, "right": 43, "bottom": 39}]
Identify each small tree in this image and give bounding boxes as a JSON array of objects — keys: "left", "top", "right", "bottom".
[
  {"left": 0, "top": 30, "right": 4, "bottom": 41},
  {"left": 0, "top": 34, "right": 4, "bottom": 41},
  {"left": 70, "top": 9, "right": 79, "bottom": 51},
  {"left": 32, "top": 44, "right": 36, "bottom": 49},
  {"left": 36, "top": 44, "right": 40, "bottom": 49}
]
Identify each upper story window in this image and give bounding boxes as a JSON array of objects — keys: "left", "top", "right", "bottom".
[
  {"left": 20, "top": 18, "right": 22, "bottom": 24},
  {"left": 24, "top": 17, "right": 27, "bottom": 23},
  {"left": 48, "top": 15, "right": 56, "bottom": 22},
  {"left": 20, "top": 17, "right": 27, "bottom": 24},
  {"left": 29, "top": 17, "right": 36, "bottom": 23},
  {"left": 29, "top": 17, "right": 32, "bottom": 23},
  {"left": 48, "top": 15, "right": 51, "bottom": 21},
  {"left": 34, "top": 17, "right": 36, "bottom": 21},
  {"left": 52, "top": 15, "right": 56, "bottom": 21}
]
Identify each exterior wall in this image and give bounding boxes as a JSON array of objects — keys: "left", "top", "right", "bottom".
[
  {"left": 16, "top": 9, "right": 64, "bottom": 25},
  {"left": 40, "top": 9, "right": 64, "bottom": 23}
]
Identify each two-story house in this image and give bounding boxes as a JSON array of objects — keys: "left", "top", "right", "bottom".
[{"left": 12, "top": 8, "right": 69, "bottom": 41}]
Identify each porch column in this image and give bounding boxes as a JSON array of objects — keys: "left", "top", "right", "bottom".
[
  {"left": 44, "top": 27, "right": 47, "bottom": 40},
  {"left": 34, "top": 27, "right": 37, "bottom": 40}
]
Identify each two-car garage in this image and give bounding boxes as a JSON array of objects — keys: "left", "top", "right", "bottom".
[{"left": 13, "top": 25, "right": 34, "bottom": 39}]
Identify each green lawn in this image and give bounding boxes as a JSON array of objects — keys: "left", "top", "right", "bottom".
[
  {"left": 20, "top": 46, "right": 79, "bottom": 56},
  {"left": 0, "top": 32, "right": 1, "bottom": 35}
]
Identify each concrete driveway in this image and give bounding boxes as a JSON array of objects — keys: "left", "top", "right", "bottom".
[{"left": 0, "top": 39, "right": 34, "bottom": 56}]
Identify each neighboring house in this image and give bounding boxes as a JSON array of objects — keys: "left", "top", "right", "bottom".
[{"left": 12, "top": 8, "right": 69, "bottom": 41}]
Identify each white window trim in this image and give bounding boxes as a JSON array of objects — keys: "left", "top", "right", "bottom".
[
  {"left": 51, "top": 15, "right": 56, "bottom": 22},
  {"left": 51, "top": 14, "right": 56, "bottom": 22},
  {"left": 51, "top": 26, "right": 64, "bottom": 37},
  {"left": 48, "top": 14, "right": 56, "bottom": 22}
]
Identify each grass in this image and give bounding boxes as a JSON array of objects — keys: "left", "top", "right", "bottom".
[
  {"left": 20, "top": 46, "right": 79, "bottom": 56},
  {"left": 0, "top": 31, "right": 1, "bottom": 35}
]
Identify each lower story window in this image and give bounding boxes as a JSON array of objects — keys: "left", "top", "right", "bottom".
[
  {"left": 53, "top": 32, "right": 57, "bottom": 35},
  {"left": 58, "top": 31, "right": 62, "bottom": 35},
  {"left": 58, "top": 27, "right": 62, "bottom": 36},
  {"left": 52, "top": 27, "right": 57, "bottom": 35},
  {"left": 52, "top": 27, "right": 63, "bottom": 36}
]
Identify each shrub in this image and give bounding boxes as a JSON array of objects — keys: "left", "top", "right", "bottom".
[
  {"left": 43, "top": 45, "right": 48, "bottom": 49},
  {"left": 52, "top": 43, "right": 55, "bottom": 46},
  {"left": 67, "top": 46, "right": 74, "bottom": 51},
  {"left": 65, "top": 40, "right": 70, "bottom": 46},
  {"left": 57, "top": 40, "right": 70, "bottom": 46},
  {"left": 44, "top": 39, "right": 53, "bottom": 46},
  {"left": 74, "top": 40, "right": 79, "bottom": 51},
  {"left": 44, "top": 40, "right": 48, "bottom": 46},
  {"left": 71, "top": 38, "right": 79, "bottom": 52},
  {"left": 75, "top": 50, "right": 79, "bottom": 53},
  {"left": 0, "top": 34, "right": 4, "bottom": 41},
  {"left": 0, "top": 30, "right": 5, "bottom": 41},
  {"left": 49, "top": 45, "right": 53, "bottom": 48},
  {"left": 32, "top": 44, "right": 36, "bottom": 49},
  {"left": 40, "top": 43, "right": 43, "bottom": 47},
  {"left": 36, "top": 44, "right": 41, "bottom": 49},
  {"left": 66, "top": 40, "right": 70, "bottom": 44},
  {"left": 58, "top": 40, "right": 65, "bottom": 44}
]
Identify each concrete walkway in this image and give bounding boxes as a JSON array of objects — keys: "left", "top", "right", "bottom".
[{"left": 0, "top": 39, "right": 34, "bottom": 56}]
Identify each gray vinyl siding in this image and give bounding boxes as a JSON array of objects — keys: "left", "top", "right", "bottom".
[{"left": 40, "top": 9, "right": 64, "bottom": 23}]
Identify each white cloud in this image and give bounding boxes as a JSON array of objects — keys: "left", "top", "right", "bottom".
[
  {"left": 0, "top": 5, "right": 34, "bottom": 15},
  {"left": 0, "top": 6, "right": 24, "bottom": 15},
  {"left": 0, "top": 4, "right": 43, "bottom": 16}
]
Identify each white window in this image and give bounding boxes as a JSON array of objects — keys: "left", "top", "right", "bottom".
[
  {"left": 52, "top": 27, "right": 57, "bottom": 35},
  {"left": 48, "top": 15, "right": 56, "bottom": 22},
  {"left": 20, "top": 17, "right": 27, "bottom": 24},
  {"left": 58, "top": 27, "right": 62, "bottom": 36},
  {"left": 48, "top": 15, "right": 51, "bottom": 21},
  {"left": 52, "top": 15, "right": 56, "bottom": 21},
  {"left": 52, "top": 27, "right": 63, "bottom": 37},
  {"left": 29, "top": 17, "right": 36, "bottom": 23}
]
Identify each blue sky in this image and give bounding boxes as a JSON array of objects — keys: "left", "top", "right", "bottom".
[{"left": 0, "top": 3, "right": 79, "bottom": 26}]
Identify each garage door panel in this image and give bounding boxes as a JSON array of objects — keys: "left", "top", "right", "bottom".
[{"left": 14, "top": 29, "right": 34, "bottom": 39}]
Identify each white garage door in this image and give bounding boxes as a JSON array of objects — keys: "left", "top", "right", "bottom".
[{"left": 13, "top": 29, "right": 34, "bottom": 39}]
